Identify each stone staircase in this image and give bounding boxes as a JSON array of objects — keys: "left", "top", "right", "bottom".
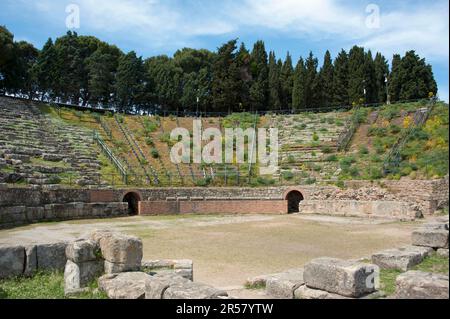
[{"left": 0, "top": 97, "right": 105, "bottom": 187}]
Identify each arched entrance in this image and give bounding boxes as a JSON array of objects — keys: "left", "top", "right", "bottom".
[
  {"left": 122, "top": 192, "right": 141, "bottom": 215},
  {"left": 285, "top": 190, "right": 304, "bottom": 214}
]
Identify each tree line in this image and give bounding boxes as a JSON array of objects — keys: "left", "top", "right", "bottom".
[{"left": 0, "top": 26, "right": 438, "bottom": 114}]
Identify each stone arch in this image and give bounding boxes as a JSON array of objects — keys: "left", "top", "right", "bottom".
[
  {"left": 122, "top": 191, "right": 142, "bottom": 215},
  {"left": 284, "top": 189, "right": 304, "bottom": 214}
]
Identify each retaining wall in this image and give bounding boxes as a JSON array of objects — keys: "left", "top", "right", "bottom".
[{"left": 139, "top": 199, "right": 287, "bottom": 216}]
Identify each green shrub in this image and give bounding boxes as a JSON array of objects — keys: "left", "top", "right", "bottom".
[
  {"left": 287, "top": 155, "right": 296, "bottom": 164},
  {"left": 359, "top": 146, "right": 369, "bottom": 155},
  {"left": 145, "top": 137, "right": 154, "bottom": 146},
  {"left": 256, "top": 176, "right": 275, "bottom": 186},
  {"left": 151, "top": 148, "right": 159, "bottom": 159},
  {"left": 326, "top": 154, "right": 338, "bottom": 162},
  {"left": 305, "top": 177, "right": 316, "bottom": 185},
  {"left": 336, "top": 180, "right": 345, "bottom": 189},
  {"left": 159, "top": 133, "right": 171, "bottom": 144},
  {"left": 353, "top": 108, "right": 369, "bottom": 124},
  {"left": 143, "top": 119, "right": 158, "bottom": 133},
  {"left": 105, "top": 111, "right": 113, "bottom": 117},
  {"left": 48, "top": 176, "right": 61, "bottom": 184},
  {"left": 389, "top": 124, "right": 402, "bottom": 134},
  {"left": 282, "top": 171, "right": 294, "bottom": 180},
  {"left": 349, "top": 166, "right": 360, "bottom": 177},
  {"left": 368, "top": 126, "right": 387, "bottom": 137},
  {"left": 116, "top": 115, "right": 124, "bottom": 123},
  {"left": 312, "top": 132, "right": 319, "bottom": 142},
  {"left": 321, "top": 146, "right": 333, "bottom": 154},
  {"left": 195, "top": 177, "right": 211, "bottom": 187},
  {"left": 370, "top": 154, "right": 382, "bottom": 163},
  {"left": 295, "top": 123, "right": 307, "bottom": 130}
]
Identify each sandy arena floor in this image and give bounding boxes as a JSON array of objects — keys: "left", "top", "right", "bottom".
[{"left": 0, "top": 214, "right": 423, "bottom": 291}]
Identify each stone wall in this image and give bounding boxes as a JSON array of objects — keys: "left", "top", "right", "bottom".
[
  {"left": 139, "top": 199, "right": 287, "bottom": 216},
  {"left": 300, "top": 200, "right": 418, "bottom": 220},
  {"left": 0, "top": 202, "right": 128, "bottom": 229},
  {"left": 0, "top": 176, "right": 447, "bottom": 228}
]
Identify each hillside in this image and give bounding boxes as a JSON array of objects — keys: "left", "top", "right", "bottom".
[{"left": 0, "top": 97, "right": 448, "bottom": 188}]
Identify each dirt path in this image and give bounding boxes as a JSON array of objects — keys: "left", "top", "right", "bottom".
[{"left": 0, "top": 214, "right": 422, "bottom": 290}]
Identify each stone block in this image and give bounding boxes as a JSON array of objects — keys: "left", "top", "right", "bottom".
[
  {"left": 371, "top": 246, "right": 433, "bottom": 271},
  {"left": 163, "top": 281, "right": 228, "bottom": 299},
  {"left": 98, "top": 272, "right": 152, "bottom": 299},
  {"left": 64, "top": 259, "right": 104, "bottom": 295},
  {"left": 145, "top": 273, "right": 190, "bottom": 299},
  {"left": 0, "top": 245, "right": 25, "bottom": 279},
  {"left": 265, "top": 269, "right": 304, "bottom": 299},
  {"left": 294, "top": 285, "right": 351, "bottom": 299},
  {"left": 412, "top": 229, "right": 449, "bottom": 249},
  {"left": 304, "top": 258, "right": 378, "bottom": 298},
  {"left": 66, "top": 239, "right": 100, "bottom": 263},
  {"left": 395, "top": 271, "right": 449, "bottom": 299},
  {"left": 92, "top": 231, "right": 143, "bottom": 267},
  {"left": 36, "top": 242, "right": 68, "bottom": 272}
]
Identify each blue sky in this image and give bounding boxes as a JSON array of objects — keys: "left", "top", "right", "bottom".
[{"left": 1, "top": 0, "right": 448, "bottom": 101}]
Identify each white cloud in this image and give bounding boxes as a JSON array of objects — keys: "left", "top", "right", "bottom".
[
  {"left": 23, "top": 0, "right": 449, "bottom": 62},
  {"left": 230, "top": 0, "right": 449, "bottom": 62}
]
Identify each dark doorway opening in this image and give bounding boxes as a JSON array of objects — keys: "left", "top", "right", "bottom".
[
  {"left": 123, "top": 192, "right": 141, "bottom": 215},
  {"left": 286, "top": 190, "right": 304, "bottom": 214}
]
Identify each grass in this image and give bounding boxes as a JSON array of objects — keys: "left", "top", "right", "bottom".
[
  {"left": 0, "top": 271, "right": 107, "bottom": 299},
  {"left": 379, "top": 253, "right": 449, "bottom": 297},
  {"left": 412, "top": 253, "right": 449, "bottom": 274}
]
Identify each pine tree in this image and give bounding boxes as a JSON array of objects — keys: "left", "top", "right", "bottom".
[
  {"left": 347, "top": 46, "right": 366, "bottom": 105},
  {"left": 318, "top": 50, "right": 334, "bottom": 107},
  {"left": 115, "top": 51, "right": 144, "bottom": 111},
  {"left": 332, "top": 49, "right": 349, "bottom": 106},
  {"left": 86, "top": 43, "right": 122, "bottom": 106},
  {"left": 268, "top": 51, "right": 282, "bottom": 110}
]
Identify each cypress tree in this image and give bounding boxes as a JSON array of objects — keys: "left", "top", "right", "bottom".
[
  {"left": 389, "top": 54, "right": 402, "bottom": 102},
  {"left": 332, "top": 49, "right": 349, "bottom": 106},
  {"left": 363, "top": 50, "right": 377, "bottom": 104},
  {"left": 347, "top": 45, "right": 366, "bottom": 105},
  {"left": 268, "top": 51, "right": 282, "bottom": 110},
  {"left": 373, "top": 52, "right": 389, "bottom": 103},
  {"left": 280, "top": 52, "right": 294, "bottom": 109},
  {"left": 249, "top": 40, "right": 268, "bottom": 111},
  {"left": 292, "top": 57, "right": 306, "bottom": 111},
  {"left": 319, "top": 50, "right": 334, "bottom": 107}
]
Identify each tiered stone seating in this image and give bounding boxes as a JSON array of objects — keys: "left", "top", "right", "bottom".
[
  {"left": 0, "top": 97, "right": 104, "bottom": 187},
  {"left": 272, "top": 111, "right": 352, "bottom": 181}
]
